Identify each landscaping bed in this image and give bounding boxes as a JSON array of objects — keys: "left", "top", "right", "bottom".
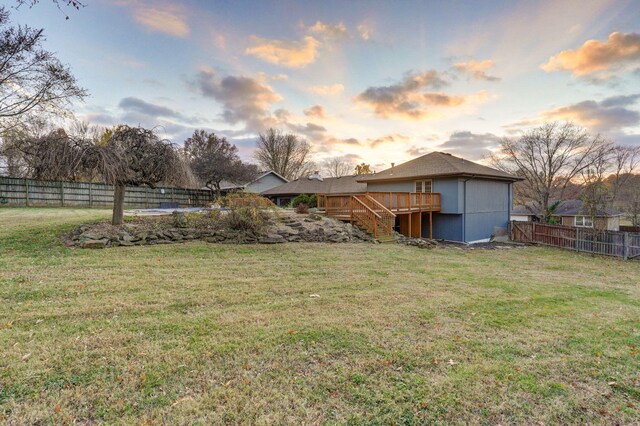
[{"left": 65, "top": 209, "right": 374, "bottom": 249}]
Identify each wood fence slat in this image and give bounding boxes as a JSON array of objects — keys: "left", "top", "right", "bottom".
[
  {"left": 510, "top": 221, "right": 639, "bottom": 260},
  {"left": 0, "top": 176, "right": 214, "bottom": 208}
]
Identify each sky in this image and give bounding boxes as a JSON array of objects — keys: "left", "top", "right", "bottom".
[{"left": 11, "top": 0, "right": 640, "bottom": 170}]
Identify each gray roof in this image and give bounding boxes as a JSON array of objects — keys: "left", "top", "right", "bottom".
[
  {"left": 512, "top": 199, "right": 622, "bottom": 217},
  {"left": 220, "top": 170, "right": 288, "bottom": 191},
  {"left": 261, "top": 174, "right": 367, "bottom": 196},
  {"left": 357, "top": 151, "right": 520, "bottom": 182}
]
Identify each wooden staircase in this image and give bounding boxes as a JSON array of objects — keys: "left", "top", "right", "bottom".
[{"left": 325, "top": 194, "right": 396, "bottom": 241}]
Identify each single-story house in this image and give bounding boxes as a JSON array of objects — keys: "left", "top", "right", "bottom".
[
  {"left": 261, "top": 174, "right": 366, "bottom": 207},
  {"left": 263, "top": 152, "right": 522, "bottom": 243},
  {"left": 511, "top": 199, "right": 622, "bottom": 231},
  {"left": 219, "top": 170, "right": 288, "bottom": 195}
]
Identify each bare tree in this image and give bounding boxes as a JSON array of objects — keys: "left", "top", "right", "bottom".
[
  {"left": 183, "top": 129, "right": 258, "bottom": 198},
  {"left": 490, "top": 122, "right": 608, "bottom": 223},
  {"left": 323, "top": 157, "right": 353, "bottom": 177},
  {"left": 255, "top": 128, "right": 314, "bottom": 180},
  {"left": 0, "top": 7, "right": 87, "bottom": 133},
  {"left": 15, "top": 0, "right": 84, "bottom": 8}
]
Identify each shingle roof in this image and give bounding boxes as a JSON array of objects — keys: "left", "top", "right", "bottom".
[
  {"left": 357, "top": 151, "right": 520, "bottom": 182},
  {"left": 261, "top": 174, "right": 367, "bottom": 196},
  {"left": 512, "top": 199, "right": 622, "bottom": 217}
]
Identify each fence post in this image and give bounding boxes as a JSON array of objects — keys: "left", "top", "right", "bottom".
[
  {"left": 623, "top": 232, "right": 629, "bottom": 260},
  {"left": 575, "top": 227, "right": 580, "bottom": 252},
  {"left": 24, "top": 178, "right": 29, "bottom": 206},
  {"left": 88, "top": 182, "right": 93, "bottom": 208},
  {"left": 60, "top": 181, "right": 65, "bottom": 207},
  {"left": 532, "top": 222, "right": 536, "bottom": 242}
]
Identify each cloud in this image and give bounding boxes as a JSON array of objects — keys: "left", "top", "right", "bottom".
[
  {"left": 542, "top": 32, "right": 640, "bottom": 78},
  {"left": 192, "top": 68, "right": 282, "bottom": 131},
  {"left": 308, "top": 21, "right": 348, "bottom": 41},
  {"left": 453, "top": 59, "right": 500, "bottom": 81},
  {"left": 286, "top": 122, "right": 327, "bottom": 139},
  {"left": 368, "top": 134, "right": 410, "bottom": 148},
  {"left": 308, "top": 83, "right": 344, "bottom": 96},
  {"left": 541, "top": 94, "right": 640, "bottom": 133},
  {"left": 325, "top": 137, "right": 361, "bottom": 146},
  {"left": 245, "top": 35, "right": 319, "bottom": 68},
  {"left": 357, "top": 24, "right": 371, "bottom": 41},
  {"left": 118, "top": 97, "right": 187, "bottom": 121},
  {"left": 405, "top": 145, "right": 430, "bottom": 157},
  {"left": 303, "top": 105, "right": 327, "bottom": 119},
  {"left": 437, "top": 131, "right": 501, "bottom": 161},
  {"left": 120, "top": 1, "right": 190, "bottom": 38},
  {"left": 355, "top": 70, "right": 473, "bottom": 119}
]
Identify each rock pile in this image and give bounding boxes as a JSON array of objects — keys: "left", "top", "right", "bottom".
[
  {"left": 392, "top": 232, "right": 438, "bottom": 249},
  {"left": 69, "top": 211, "right": 374, "bottom": 249}
]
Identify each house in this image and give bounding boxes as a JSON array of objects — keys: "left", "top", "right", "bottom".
[
  {"left": 219, "top": 170, "right": 288, "bottom": 195},
  {"left": 511, "top": 199, "right": 622, "bottom": 231},
  {"left": 261, "top": 174, "right": 366, "bottom": 207},
  {"left": 264, "top": 152, "right": 522, "bottom": 243}
]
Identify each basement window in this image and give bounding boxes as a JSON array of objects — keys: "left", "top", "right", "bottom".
[
  {"left": 414, "top": 180, "right": 432, "bottom": 193},
  {"left": 575, "top": 216, "right": 593, "bottom": 228}
]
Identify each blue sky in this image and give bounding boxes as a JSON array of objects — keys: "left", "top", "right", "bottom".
[{"left": 12, "top": 0, "right": 640, "bottom": 169}]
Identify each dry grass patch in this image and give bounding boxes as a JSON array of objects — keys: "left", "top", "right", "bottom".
[{"left": 0, "top": 208, "right": 638, "bottom": 424}]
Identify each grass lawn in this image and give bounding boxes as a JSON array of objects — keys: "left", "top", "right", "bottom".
[{"left": 1, "top": 208, "right": 639, "bottom": 424}]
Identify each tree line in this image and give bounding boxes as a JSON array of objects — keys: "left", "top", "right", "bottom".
[{"left": 490, "top": 122, "right": 640, "bottom": 227}]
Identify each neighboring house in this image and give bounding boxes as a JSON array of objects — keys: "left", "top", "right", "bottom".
[
  {"left": 219, "top": 170, "right": 288, "bottom": 195},
  {"left": 264, "top": 152, "right": 522, "bottom": 243},
  {"left": 511, "top": 199, "right": 622, "bottom": 231},
  {"left": 261, "top": 174, "right": 366, "bottom": 206}
]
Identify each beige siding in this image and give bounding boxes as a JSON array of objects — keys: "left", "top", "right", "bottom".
[{"left": 561, "top": 216, "right": 574, "bottom": 226}]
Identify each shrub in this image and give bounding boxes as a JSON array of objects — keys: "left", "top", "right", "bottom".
[
  {"left": 225, "top": 207, "right": 269, "bottom": 232},
  {"left": 295, "top": 203, "right": 309, "bottom": 214},
  {"left": 291, "top": 193, "right": 317, "bottom": 208},
  {"left": 220, "top": 192, "right": 275, "bottom": 209}
]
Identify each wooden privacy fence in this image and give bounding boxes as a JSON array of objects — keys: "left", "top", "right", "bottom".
[
  {"left": 510, "top": 221, "right": 640, "bottom": 260},
  {"left": 0, "top": 176, "right": 214, "bottom": 209}
]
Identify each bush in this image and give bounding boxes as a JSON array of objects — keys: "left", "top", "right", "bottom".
[
  {"left": 220, "top": 192, "right": 275, "bottom": 209},
  {"left": 291, "top": 193, "right": 317, "bottom": 208},
  {"left": 225, "top": 207, "right": 269, "bottom": 232},
  {"left": 295, "top": 203, "right": 309, "bottom": 214}
]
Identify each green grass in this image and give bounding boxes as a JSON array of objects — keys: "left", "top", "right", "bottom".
[{"left": 1, "top": 207, "right": 639, "bottom": 424}]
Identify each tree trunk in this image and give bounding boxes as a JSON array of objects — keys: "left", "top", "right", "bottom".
[{"left": 112, "top": 184, "right": 126, "bottom": 225}]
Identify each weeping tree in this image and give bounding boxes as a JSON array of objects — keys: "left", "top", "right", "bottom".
[
  {"left": 183, "top": 129, "right": 258, "bottom": 199},
  {"left": 90, "top": 126, "right": 190, "bottom": 225}
]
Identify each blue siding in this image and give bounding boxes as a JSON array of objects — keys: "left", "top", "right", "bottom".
[
  {"left": 365, "top": 181, "right": 413, "bottom": 192},
  {"left": 432, "top": 178, "right": 462, "bottom": 213},
  {"left": 431, "top": 213, "right": 463, "bottom": 241},
  {"left": 463, "top": 179, "right": 511, "bottom": 242}
]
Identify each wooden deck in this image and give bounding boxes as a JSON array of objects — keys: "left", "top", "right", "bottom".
[{"left": 317, "top": 192, "right": 441, "bottom": 239}]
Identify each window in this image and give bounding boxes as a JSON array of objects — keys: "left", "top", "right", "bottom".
[
  {"left": 414, "top": 180, "right": 432, "bottom": 193},
  {"left": 575, "top": 216, "right": 593, "bottom": 228}
]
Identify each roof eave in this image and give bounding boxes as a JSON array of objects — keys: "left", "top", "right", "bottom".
[{"left": 357, "top": 172, "right": 522, "bottom": 183}]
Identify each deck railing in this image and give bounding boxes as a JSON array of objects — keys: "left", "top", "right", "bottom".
[{"left": 317, "top": 192, "right": 440, "bottom": 214}]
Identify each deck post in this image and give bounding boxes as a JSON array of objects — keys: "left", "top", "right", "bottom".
[
  {"left": 429, "top": 211, "right": 433, "bottom": 239},
  {"left": 408, "top": 212, "right": 412, "bottom": 237},
  {"left": 418, "top": 212, "right": 422, "bottom": 238}
]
